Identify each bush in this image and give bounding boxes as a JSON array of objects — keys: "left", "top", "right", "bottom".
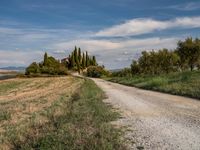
[
  {"left": 25, "top": 53, "right": 68, "bottom": 76},
  {"left": 112, "top": 68, "right": 132, "bottom": 77},
  {"left": 86, "top": 66, "right": 109, "bottom": 78},
  {"left": 25, "top": 62, "right": 40, "bottom": 75},
  {"left": 57, "top": 65, "right": 68, "bottom": 75}
]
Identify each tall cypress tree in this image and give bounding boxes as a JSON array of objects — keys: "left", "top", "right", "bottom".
[
  {"left": 68, "top": 54, "right": 71, "bottom": 69},
  {"left": 77, "top": 61, "right": 81, "bottom": 74},
  {"left": 71, "top": 52, "right": 75, "bottom": 68},
  {"left": 92, "top": 56, "right": 97, "bottom": 66},
  {"left": 82, "top": 52, "right": 86, "bottom": 69},
  {"left": 86, "top": 51, "right": 89, "bottom": 67},
  {"left": 43, "top": 52, "right": 48, "bottom": 66},
  {"left": 78, "top": 48, "right": 82, "bottom": 63},
  {"left": 74, "top": 46, "right": 78, "bottom": 64}
]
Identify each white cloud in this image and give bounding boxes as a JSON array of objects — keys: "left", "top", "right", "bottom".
[
  {"left": 0, "top": 27, "right": 84, "bottom": 44},
  {"left": 0, "top": 50, "right": 43, "bottom": 67},
  {"left": 53, "top": 37, "right": 178, "bottom": 52},
  {"left": 121, "top": 37, "right": 178, "bottom": 50},
  {"left": 0, "top": 27, "right": 53, "bottom": 44},
  {"left": 53, "top": 39, "right": 121, "bottom": 52},
  {"left": 168, "top": 2, "right": 200, "bottom": 11},
  {"left": 96, "top": 16, "right": 200, "bottom": 37},
  {"left": 174, "top": 17, "right": 200, "bottom": 27},
  {"left": 52, "top": 50, "right": 66, "bottom": 54}
]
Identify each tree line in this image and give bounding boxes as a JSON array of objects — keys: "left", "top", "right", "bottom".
[
  {"left": 130, "top": 37, "right": 200, "bottom": 76},
  {"left": 25, "top": 46, "right": 98, "bottom": 75}
]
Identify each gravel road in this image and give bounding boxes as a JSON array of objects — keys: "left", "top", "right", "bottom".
[{"left": 92, "top": 78, "right": 200, "bottom": 150}]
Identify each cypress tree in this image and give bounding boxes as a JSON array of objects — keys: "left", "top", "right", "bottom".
[
  {"left": 68, "top": 54, "right": 71, "bottom": 69},
  {"left": 43, "top": 52, "right": 48, "bottom": 66},
  {"left": 75, "top": 51, "right": 79, "bottom": 68},
  {"left": 89, "top": 57, "right": 92, "bottom": 66},
  {"left": 86, "top": 51, "right": 89, "bottom": 67},
  {"left": 78, "top": 48, "right": 82, "bottom": 63},
  {"left": 82, "top": 52, "right": 86, "bottom": 69},
  {"left": 71, "top": 52, "right": 75, "bottom": 68},
  {"left": 77, "top": 61, "right": 81, "bottom": 74},
  {"left": 74, "top": 46, "right": 78, "bottom": 63},
  {"left": 92, "top": 56, "right": 97, "bottom": 66}
]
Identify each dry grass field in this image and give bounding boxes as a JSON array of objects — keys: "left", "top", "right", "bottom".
[
  {"left": 0, "top": 77, "right": 124, "bottom": 150},
  {"left": 0, "top": 77, "right": 83, "bottom": 149}
]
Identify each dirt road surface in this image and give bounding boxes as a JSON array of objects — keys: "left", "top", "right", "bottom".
[{"left": 92, "top": 78, "right": 200, "bottom": 150}]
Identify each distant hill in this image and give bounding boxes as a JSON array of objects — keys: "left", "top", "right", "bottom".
[{"left": 0, "top": 66, "right": 26, "bottom": 72}]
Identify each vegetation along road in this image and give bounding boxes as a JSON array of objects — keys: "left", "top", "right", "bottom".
[
  {"left": 92, "top": 78, "right": 200, "bottom": 150},
  {"left": 0, "top": 77, "right": 125, "bottom": 149}
]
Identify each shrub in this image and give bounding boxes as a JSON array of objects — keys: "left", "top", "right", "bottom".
[
  {"left": 26, "top": 53, "right": 68, "bottom": 76},
  {"left": 25, "top": 62, "right": 40, "bottom": 75},
  {"left": 57, "top": 65, "right": 68, "bottom": 75},
  {"left": 112, "top": 68, "right": 132, "bottom": 77},
  {"left": 86, "top": 66, "right": 109, "bottom": 78}
]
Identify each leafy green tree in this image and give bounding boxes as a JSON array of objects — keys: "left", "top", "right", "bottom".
[
  {"left": 161, "top": 49, "right": 180, "bottom": 73},
  {"left": 130, "top": 49, "right": 180, "bottom": 75},
  {"left": 131, "top": 60, "right": 140, "bottom": 75},
  {"left": 25, "top": 62, "right": 40, "bottom": 75},
  {"left": 138, "top": 51, "right": 151, "bottom": 74},
  {"left": 177, "top": 38, "right": 200, "bottom": 71}
]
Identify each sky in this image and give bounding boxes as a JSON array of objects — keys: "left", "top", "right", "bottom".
[{"left": 0, "top": 0, "right": 200, "bottom": 69}]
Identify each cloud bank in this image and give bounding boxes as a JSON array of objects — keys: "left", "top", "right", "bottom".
[
  {"left": 0, "top": 50, "right": 43, "bottom": 67},
  {"left": 96, "top": 16, "right": 200, "bottom": 37},
  {"left": 53, "top": 37, "right": 178, "bottom": 53}
]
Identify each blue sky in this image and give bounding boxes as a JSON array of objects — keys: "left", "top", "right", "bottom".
[{"left": 0, "top": 0, "right": 200, "bottom": 69}]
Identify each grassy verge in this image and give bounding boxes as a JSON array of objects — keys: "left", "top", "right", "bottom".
[
  {"left": 105, "top": 71, "right": 200, "bottom": 99},
  {"left": 1, "top": 78, "right": 125, "bottom": 149}
]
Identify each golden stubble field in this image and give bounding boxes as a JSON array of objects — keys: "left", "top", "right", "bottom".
[{"left": 0, "top": 76, "right": 83, "bottom": 149}]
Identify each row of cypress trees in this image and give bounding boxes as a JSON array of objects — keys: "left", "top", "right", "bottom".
[
  {"left": 25, "top": 46, "right": 98, "bottom": 75},
  {"left": 66, "top": 46, "right": 97, "bottom": 72}
]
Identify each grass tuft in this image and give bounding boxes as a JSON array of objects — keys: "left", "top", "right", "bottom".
[{"left": 0, "top": 110, "right": 11, "bottom": 121}]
